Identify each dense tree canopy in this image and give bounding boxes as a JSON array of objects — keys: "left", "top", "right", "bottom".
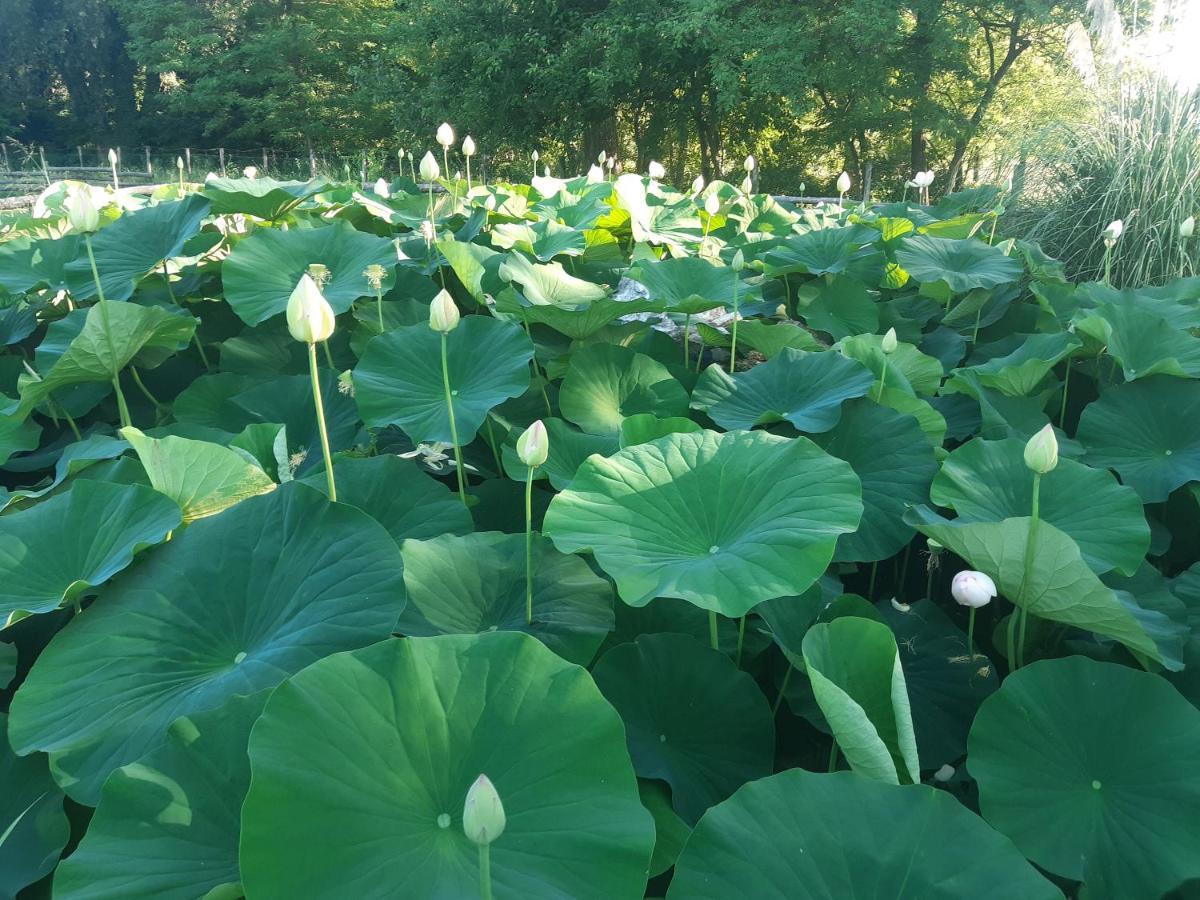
[{"left": 1, "top": 0, "right": 1087, "bottom": 191}]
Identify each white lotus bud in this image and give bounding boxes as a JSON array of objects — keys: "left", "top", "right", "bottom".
[
  {"left": 881, "top": 327, "right": 898, "bottom": 354},
  {"left": 64, "top": 186, "right": 100, "bottom": 234},
  {"left": 691, "top": 175, "right": 704, "bottom": 193},
  {"left": 1023, "top": 424, "right": 1059, "bottom": 474},
  {"left": 1102, "top": 219, "right": 1123, "bottom": 244},
  {"left": 705, "top": 194, "right": 721, "bottom": 217},
  {"left": 429, "top": 289, "right": 460, "bottom": 333},
  {"left": 731, "top": 248, "right": 745, "bottom": 272},
  {"left": 532, "top": 149, "right": 540, "bottom": 163},
  {"left": 543, "top": 165, "right": 551, "bottom": 178},
  {"left": 419, "top": 151, "right": 440, "bottom": 182},
  {"left": 586, "top": 164, "right": 604, "bottom": 184},
  {"left": 108, "top": 148, "right": 118, "bottom": 166},
  {"left": 516, "top": 419, "right": 549, "bottom": 467},
  {"left": 648, "top": 160, "right": 665, "bottom": 180},
  {"left": 436, "top": 122, "right": 455, "bottom": 148},
  {"left": 951, "top": 570, "right": 997, "bottom": 609},
  {"left": 454, "top": 170, "right": 461, "bottom": 181},
  {"left": 605, "top": 156, "right": 615, "bottom": 170},
  {"left": 176, "top": 156, "right": 184, "bottom": 171},
  {"left": 462, "top": 135, "right": 476, "bottom": 157},
  {"left": 463, "top": 774, "right": 506, "bottom": 846},
  {"left": 597, "top": 150, "right": 607, "bottom": 165},
  {"left": 243, "top": 166, "right": 258, "bottom": 179},
  {"left": 836, "top": 171, "right": 851, "bottom": 193},
  {"left": 286, "top": 273, "right": 336, "bottom": 344},
  {"left": 744, "top": 154, "right": 756, "bottom": 172},
  {"left": 374, "top": 177, "right": 390, "bottom": 198},
  {"left": 1180, "top": 216, "right": 1195, "bottom": 238},
  {"left": 933, "top": 764, "right": 955, "bottom": 783},
  {"left": 740, "top": 175, "right": 753, "bottom": 194}
]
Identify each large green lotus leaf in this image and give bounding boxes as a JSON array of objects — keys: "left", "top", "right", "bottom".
[
  {"left": 802, "top": 617, "right": 919, "bottom": 783},
  {"left": 202, "top": 175, "right": 331, "bottom": 220},
  {"left": 0, "top": 480, "right": 180, "bottom": 628},
  {"left": 0, "top": 300, "right": 37, "bottom": 346},
  {"left": 895, "top": 234, "right": 1023, "bottom": 293},
  {"left": 0, "top": 404, "right": 40, "bottom": 467},
  {"left": 63, "top": 195, "right": 211, "bottom": 301},
  {"left": 543, "top": 430, "right": 862, "bottom": 616},
  {"left": 355, "top": 316, "right": 533, "bottom": 443},
  {"left": 666, "top": 769, "right": 1063, "bottom": 900},
  {"left": 591, "top": 633, "right": 774, "bottom": 824},
  {"left": 1076, "top": 301, "right": 1200, "bottom": 380},
  {"left": 300, "top": 454, "right": 472, "bottom": 543},
  {"left": 230, "top": 371, "right": 360, "bottom": 473},
  {"left": 759, "top": 227, "right": 861, "bottom": 276},
  {"left": 436, "top": 238, "right": 507, "bottom": 304},
  {"left": 240, "top": 632, "right": 653, "bottom": 898},
  {"left": 121, "top": 426, "right": 275, "bottom": 523},
  {"left": 877, "top": 599, "right": 998, "bottom": 766},
  {"left": 813, "top": 400, "right": 937, "bottom": 562},
  {"left": 0, "top": 233, "right": 82, "bottom": 294},
  {"left": 1077, "top": 376, "right": 1200, "bottom": 502},
  {"left": 222, "top": 220, "right": 396, "bottom": 325},
  {"left": 397, "top": 531, "right": 613, "bottom": 665},
  {"left": 931, "top": 438, "right": 1149, "bottom": 576},
  {"left": 969, "top": 657, "right": 1200, "bottom": 898},
  {"left": 559, "top": 343, "right": 689, "bottom": 434},
  {"left": 837, "top": 332, "right": 944, "bottom": 395},
  {"left": 628, "top": 256, "right": 757, "bottom": 313},
  {"left": 500, "top": 250, "right": 607, "bottom": 309},
  {"left": 490, "top": 219, "right": 587, "bottom": 261},
  {"left": 732, "top": 319, "right": 823, "bottom": 356},
  {"left": 515, "top": 296, "right": 660, "bottom": 340},
  {"left": 618, "top": 413, "right": 701, "bottom": 447},
  {"left": 19, "top": 302, "right": 196, "bottom": 413},
  {"left": 797, "top": 275, "right": 880, "bottom": 339},
  {"left": 613, "top": 174, "right": 701, "bottom": 247},
  {"left": 0, "top": 433, "right": 129, "bottom": 512},
  {"left": 52, "top": 691, "right": 268, "bottom": 900},
  {"left": 1, "top": 714, "right": 69, "bottom": 899},
  {"left": 0, "top": 644, "right": 14, "bottom": 690},
  {"left": 906, "top": 508, "right": 1165, "bottom": 665},
  {"left": 690, "top": 348, "right": 874, "bottom": 432},
  {"left": 960, "top": 332, "right": 1081, "bottom": 396},
  {"left": 7, "top": 484, "right": 406, "bottom": 804},
  {"left": 638, "top": 780, "right": 690, "bottom": 878}
]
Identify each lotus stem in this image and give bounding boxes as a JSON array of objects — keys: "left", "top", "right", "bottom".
[
  {"left": 875, "top": 357, "right": 888, "bottom": 402},
  {"left": 1058, "top": 361, "right": 1072, "bottom": 428},
  {"left": 322, "top": 341, "right": 335, "bottom": 369},
  {"left": 86, "top": 234, "right": 135, "bottom": 428},
  {"left": 375, "top": 285, "right": 385, "bottom": 331},
  {"left": 708, "top": 610, "right": 719, "bottom": 652},
  {"left": 971, "top": 305, "right": 983, "bottom": 345},
  {"left": 466, "top": 157, "right": 472, "bottom": 191},
  {"left": 682, "top": 313, "right": 691, "bottom": 368},
  {"left": 440, "top": 332, "right": 468, "bottom": 506},
  {"left": 1103, "top": 245, "right": 1113, "bottom": 287},
  {"left": 827, "top": 739, "right": 839, "bottom": 772},
  {"left": 772, "top": 664, "right": 792, "bottom": 715},
  {"left": 867, "top": 560, "right": 878, "bottom": 599},
  {"left": 308, "top": 342, "right": 337, "bottom": 502},
  {"left": 525, "top": 464, "right": 535, "bottom": 625},
  {"left": 735, "top": 615, "right": 746, "bottom": 667},
  {"left": 478, "top": 843, "right": 493, "bottom": 900},
  {"left": 484, "top": 416, "right": 503, "bottom": 473},
  {"left": 728, "top": 279, "right": 740, "bottom": 374},
  {"left": 129, "top": 366, "right": 167, "bottom": 414},
  {"left": 967, "top": 607, "right": 977, "bottom": 659},
  {"left": 1015, "top": 472, "right": 1042, "bottom": 669}
]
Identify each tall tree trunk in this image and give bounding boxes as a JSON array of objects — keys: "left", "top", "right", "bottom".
[{"left": 907, "top": 0, "right": 942, "bottom": 175}]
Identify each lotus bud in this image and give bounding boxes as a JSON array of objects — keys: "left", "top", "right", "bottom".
[
  {"left": 463, "top": 774, "right": 506, "bottom": 846},
  {"left": 731, "top": 248, "right": 745, "bottom": 272},
  {"left": 516, "top": 419, "right": 549, "bottom": 467},
  {"left": 741, "top": 175, "right": 753, "bottom": 194},
  {"left": 744, "top": 154, "right": 756, "bottom": 172},
  {"left": 532, "top": 149, "right": 540, "bottom": 163},
  {"left": 454, "top": 170, "right": 461, "bottom": 182},
  {"left": 605, "top": 156, "right": 615, "bottom": 170},
  {"left": 705, "top": 194, "right": 721, "bottom": 217},
  {"left": 691, "top": 174, "right": 704, "bottom": 193},
  {"left": 1023, "top": 424, "right": 1059, "bottom": 474},
  {"left": 484, "top": 194, "right": 496, "bottom": 211},
  {"left": 597, "top": 150, "right": 607, "bottom": 165},
  {"left": 836, "top": 171, "right": 851, "bottom": 193},
  {"left": 951, "top": 570, "right": 997, "bottom": 609},
  {"left": 108, "top": 148, "right": 118, "bottom": 166},
  {"left": 543, "top": 165, "right": 551, "bottom": 178},
  {"left": 286, "top": 274, "right": 336, "bottom": 344},
  {"left": 176, "top": 156, "right": 184, "bottom": 171},
  {"left": 374, "top": 177, "right": 390, "bottom": 198},
  {"left": 436, "top": 122, "right": 455, "bottom": 148},
  {"left": 648, "top": 160, "right": 665, "bottom": 180},
  {"left": 419, "top": 151, "right": 440, "bottom": 182},
  {"left": 586, "top": 164, "right": 604, "bottom": 183},
  {"left": 64, "top": 186, "right": 100, "bottom": 233},
  {"left": 429, "top": 289, "right": 460, "bottom": 333},
  {"left": 462, "top": 135, "right": 476, "bottom": 157},
  {"left": 881, "top": 327, "right": 898, "bottom": 354},
  {"left": 1102, "top": 219, "right": 1123, "bottom": 245},
  {"left": 1181, "top": 216, "right": 1195, "bottom": 239},
  {"left": 243, "top": 165, "right": 258, "bottom": 179}
]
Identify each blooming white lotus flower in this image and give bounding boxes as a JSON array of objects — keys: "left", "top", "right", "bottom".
[
  {"left": 463, "top": 774, "right": 506, "bottom": 846},
  {"left": 516, "top": 419, "right": 549, "bottom": 467},
  {"left": 1023, "top": 424, "right": 1059, "bottom": 474},
  {"left": 648, "top": 160, "right": 665, "bottom": 180},
  {"left": 951, "top": 570, "right": 997, "bottom": 609},
  {"left": 429, "top": 289, "right": 460, "bottom": 333},
  {"left": 374, "top": 177, "right": 390, "bottom": 198},
  {"left": 436, "top": 122, "right": 455, "bottom": 148},
  {"left": 64, "top": 185, "right": 100, "bottom": 233},
  {"left": 836, "top": 171, "right": 851, "bottom": 193},
  {"left": 286, "top": 274, "right": 336, "bottom": 344},
  {"left": 1103, "top": 219, "right": 1123, "bottom": 244},
  {"left": 419, "top": 151, "right": 440, "bottom": 182},
  {"left": 1180, "top": 216, "right": 1195, "bottom": 238},
  {"left": 586, "top": 164, "right": 604, "bottom": 184},
  {"left": 462, "top": 135, "right": 476, "bottom": 157}
]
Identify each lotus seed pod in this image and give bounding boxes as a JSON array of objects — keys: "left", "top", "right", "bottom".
[
  {"left": 64, "top": 186, "right": 100, "bottom": 234},
  {"left": 462, "top": 135, "right": 476, "bottom": 157},
  {"left": 836, "top": 171, "right": 851, "bottom": 193},
  {"left": 1180, "top": 216, "right": 1195, "bottom": 239},
  {"left": 1023, "top": 424, "right": 1059, "bottom": 474},
  {"left": 704, "top": 194, "right": 721, "bottom": 217},
  {"left": 374, "top": 177, "right": 390, "bottom": 198},
  {"left": 428, "top": 289, "right": 460, "bottom": 333},
  {"left": 362, "top": 264, "right": 387, "bottom": 290},
  {"left": 1102, "top": 219, "right": 1123, "bottom": 244},
  {"left": 436, "top": 122, "right": 455, "bottom": 148},
  {"left": 419, "top": 151, "right": 440, "bottom": 182},
  {"left": 648, "top": 160, "right": 665, "bottom": 180},
  {"left": 516, "top": 419, "right": 549, "bottom": 467},
  {"left": 951, "top": 570, "right": 997, "bottom": 609},
  {"left": 462, "top": 774, "right": 506, "bottom": 846},
  {"left": 286, "top": 274, "right": 336, "bottom": 344},
  {"left": 881, "top": 327, "right": 898, "bottom": 354}
]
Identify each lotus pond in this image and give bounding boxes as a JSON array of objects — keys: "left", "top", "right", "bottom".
[{"left": 0, "top": 168, "right": 1198, "bottom": 899}]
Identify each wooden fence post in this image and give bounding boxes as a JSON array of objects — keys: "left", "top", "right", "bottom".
[
  {"left": 309, "top": 146, "right": 317, "bottom": 178},
  {"left": 185, "top": 147, "right": 192, "bottom": 174},
  {"left": 145, "top": 146, "right": 152, "bottom": 175},
  {"left": 77, "top": 146, "right": 83, "bottom": 167},
  {"left": 862, "top": 162, "right": 873, "bottom": 202},
  {"left": 261, "top": 147, "right": 268, "bottom": 173},
  {"left": 219, "top": 147, "right": 226, "bottom": 171},
  {"left": 1, "top": 143, "right": 9, "bottom": 170}
]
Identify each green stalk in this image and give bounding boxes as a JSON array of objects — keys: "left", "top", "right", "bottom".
[
  {"left": 466, "top": 157, "right": 472, "bottom": 191},
  {"left": 484, "top": 416, "right": 503, "bottom": 473},
  {"left": 1103, "top": 245, "right": 1113, "bottom": 287},
  {"left": 441, "top": 332, "right": 468, "bottom": 505},
  {"left": 1058, "top": 360, "right": 1072, "bottom": 428},
  {"left": 728, "top": 276, "right": 740, "bottom": 374},
  {"left": 827, "top": 739, "right": 839, "bottom": 772},
  {"left": 376, "top": 286, "right": 385, "bottom": 331},
  {"left": 682, "top": 314, "right": 691, "bottom": 368},
  {"left": 129, "top": 366, "right": 167, "bottom": 414},
  {"left": 525, "top": 465, "right": 536, "bottom": 625},
  {"left": 86, "top": 234, "right": 133, "bottom": 428},
  {"left": 308, "top": 343, "right": 338, "bottom": 502},
  {"left": 735, "top": 616, "right": 746, "bottom": 667},
  {"left": 971, "top": 305, "right": 983, "bottom": 345},
  {"left": 478, "top": 843, "right": 493, "bottom": 900},
  {"left": 967, "top": 607, "right": 977, "bottom": 658},
  {"left": 1015, "top": 473, "right": 1042, "bottom": 669},
  {"left": 708, "top": 610, "right": 719, "bottom": 652},
  {"left": 867, "top": 561, "right": 878, "bottom": 600},
  {"left": 772, "top": 664, "right": 793, "bottom": 716},
  {"left": 875, "top": 357, "right": 889, "bottom": 402},
  {"left": 322, "top": 341, "right": 335, "bottom": 369}
]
